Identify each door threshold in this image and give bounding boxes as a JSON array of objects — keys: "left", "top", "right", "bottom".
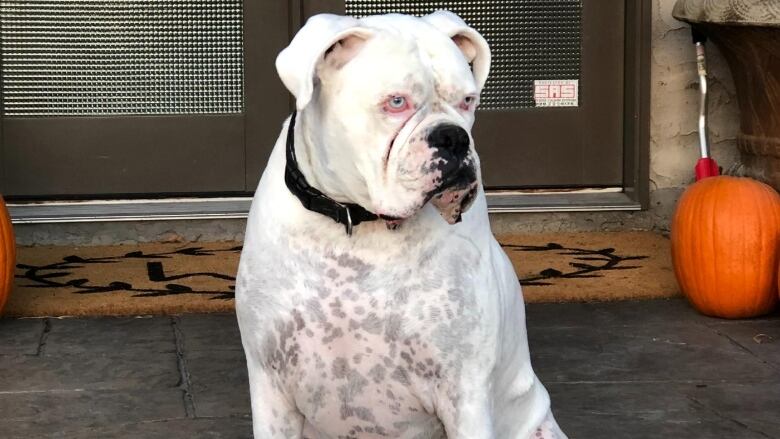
[
  {"left": 486, "top": 189, "right": 641, "bottom": 213},
  {"left": 8, "top": 190, "right": 640, "bottom": 224}
]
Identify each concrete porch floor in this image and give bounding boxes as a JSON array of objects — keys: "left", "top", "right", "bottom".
[{"left": 0, "top": 298, "right": 778, "bottom": 438}]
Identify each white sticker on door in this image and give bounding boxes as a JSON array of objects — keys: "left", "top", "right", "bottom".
[{"left": 534, "top": 80, "right": 579, "bottom": 107}]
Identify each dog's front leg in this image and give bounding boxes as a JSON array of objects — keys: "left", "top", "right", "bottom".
[
  {"left": 435, "top": 383, "right": 496, "bottom": 438},
  {"left": 245, "top": 354, "right": 305, "bottom": 438}
]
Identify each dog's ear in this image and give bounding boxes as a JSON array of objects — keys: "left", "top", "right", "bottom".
[
  {"left": 422, "top": 10, "right": 491, "bottom": 91},
  {"left": 276, "top": 14, "right": 373, "bottom": 110}
]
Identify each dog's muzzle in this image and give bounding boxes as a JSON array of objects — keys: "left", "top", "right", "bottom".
[{"left": 426, "top": 123, "right": 479, "bottom": 224}]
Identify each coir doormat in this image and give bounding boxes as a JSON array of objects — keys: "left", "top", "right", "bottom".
[{"left": 4, "top": 232, "right": 679, "bottom": 317}]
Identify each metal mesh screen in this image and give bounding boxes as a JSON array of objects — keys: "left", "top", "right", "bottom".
[
  {"left": 0, "top": 0, "right": 244, "bottom": 117},
  {"left": 346, "top": 0, "right": 581, "bottom": 110}
]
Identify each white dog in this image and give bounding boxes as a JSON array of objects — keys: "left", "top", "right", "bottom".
[{"left": 236, "top": 11, "right": 567, "bottom": 439}]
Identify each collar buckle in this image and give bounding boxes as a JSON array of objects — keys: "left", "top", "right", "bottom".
[{"left": 342, "top": 205, "right": 354, "bottom": 237}]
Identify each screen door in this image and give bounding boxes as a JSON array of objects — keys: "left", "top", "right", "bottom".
[
  {"left": 1, "top": 0, "right": 629, "bottom": 200},
  {"left": 0, "top": 0, "right": 288, "bottom": 198}
]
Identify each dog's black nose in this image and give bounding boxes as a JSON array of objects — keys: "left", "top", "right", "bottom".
[{"left": 427, "top": 124, "right": 470, "bottom": 159}]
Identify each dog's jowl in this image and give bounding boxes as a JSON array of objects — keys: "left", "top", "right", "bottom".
[{"left": 236, "top": 11, "right": 568, "bottom": 439}]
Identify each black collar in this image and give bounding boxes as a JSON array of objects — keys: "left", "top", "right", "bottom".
[{"left": 284, "top": 112, "right": 380, "bottom": 236}]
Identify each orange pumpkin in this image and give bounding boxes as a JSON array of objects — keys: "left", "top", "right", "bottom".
[
  {"left": 671, "top": 176, "right": 780, "bottom": 318},
  {"left": 0, "top": 196, "right": 15, "bottom": 313}
]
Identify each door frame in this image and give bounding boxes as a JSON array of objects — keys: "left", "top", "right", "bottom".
[
  {"left": 622, "top": 0, "right": 652, "bottom": 210},
  {"left": 5, "top": 0, "right": 650, "bottom": 223}
]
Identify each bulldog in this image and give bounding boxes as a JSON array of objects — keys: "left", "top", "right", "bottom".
[{"left": 236, "top": 11, "right": 567, "bottom": 439}]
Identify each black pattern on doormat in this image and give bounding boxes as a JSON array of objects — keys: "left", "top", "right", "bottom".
[
  {"left": 16, "top": 242, "right": 648, "bottom": 299},
  {"left": 501, "top": 242, "right": 648, "bottom": 286},
  {"left": 16, "top": 246, "right": 242, "bottom": 300}
]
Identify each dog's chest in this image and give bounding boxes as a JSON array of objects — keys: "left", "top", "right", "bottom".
[{"left": 253, "top": 241, "right": 488, "bottom": 437}]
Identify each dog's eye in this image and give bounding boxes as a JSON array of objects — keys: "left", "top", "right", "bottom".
[
  {"left": 460, "top": 95, "right": 477, "bottom": 110},
  {"left": 389, "top": 96, "right": 406, "bottom": 109},
  {"left": 384, "top": 95, "right": 410, "bottom": 114}
]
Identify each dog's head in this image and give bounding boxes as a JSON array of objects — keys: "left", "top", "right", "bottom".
[{"left": 277, "top": 11, "right": 491, "bottom": 224}]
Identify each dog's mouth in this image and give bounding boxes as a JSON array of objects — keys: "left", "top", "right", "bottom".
[
  {"left": 378, "top": 170, "right": 478, "bottom": 230},
  {"left": 379, "top": 213, "right": 404, "bottom": 221},
  {"left": 428, "top": 167, "right": 479, "bottom": 224}
]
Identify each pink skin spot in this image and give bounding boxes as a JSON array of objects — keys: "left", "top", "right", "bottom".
[
  {"left": 385, "top": 219, "right": 404, "bottom": 230},
  {"left": 530, "top": 412, "right": 565, "bottom": 439}
]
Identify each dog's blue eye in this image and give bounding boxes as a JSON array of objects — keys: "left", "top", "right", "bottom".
[{"left": 389, "top": 96, "right": 406, "bottom": 108}]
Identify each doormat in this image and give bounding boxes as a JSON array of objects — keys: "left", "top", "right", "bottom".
[{"left": 4, "top": 232, "right": 679, "bottom": 317}]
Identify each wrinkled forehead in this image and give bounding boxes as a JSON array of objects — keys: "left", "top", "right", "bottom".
[
  {"left": 355, "top": 14, "right": 478, "bottom": 93},
  {"left": 418, "top": 36, "right": 479, "bottom": 95}
]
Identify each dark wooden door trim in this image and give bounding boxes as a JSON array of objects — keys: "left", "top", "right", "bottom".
[
  {"left": 623, "top": 0, "right": 652, "bottom": 209},
  {"left": 243, "top": 1, "right": 295, "bottom": 191}
]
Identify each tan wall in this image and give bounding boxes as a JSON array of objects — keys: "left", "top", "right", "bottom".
[{"left": 650, "top": 0, "right": 739, "bottom": 189}]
